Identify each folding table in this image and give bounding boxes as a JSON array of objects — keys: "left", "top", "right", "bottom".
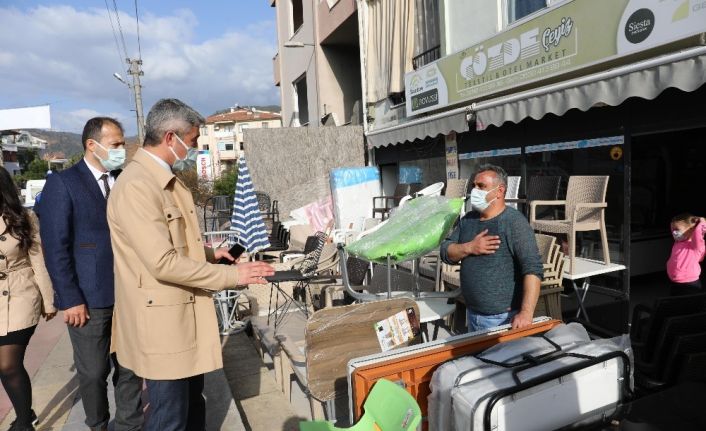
[{"left": 564, "top": 257, "right": 626, "bottom": 322}]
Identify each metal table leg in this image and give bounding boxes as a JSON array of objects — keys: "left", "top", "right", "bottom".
[{"left": 573, "top": 277, "right": 591, "bottom": 322}]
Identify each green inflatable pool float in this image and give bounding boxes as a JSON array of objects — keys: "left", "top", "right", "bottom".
[{"left": 346, "top": 196, "right": 464, "bottom": 264}]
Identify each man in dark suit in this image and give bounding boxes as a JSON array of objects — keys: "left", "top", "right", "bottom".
[{"left": 39, "top": 117, "right": 143, "bottom": 431}]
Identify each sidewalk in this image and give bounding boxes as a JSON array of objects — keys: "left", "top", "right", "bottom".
[{"left": 0, "top": 314, "right": 273, "bottom": 430}]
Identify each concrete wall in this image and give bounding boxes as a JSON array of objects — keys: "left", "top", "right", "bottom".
[{"left": 243, "top": 125, "right": 364, "bottom": 216}]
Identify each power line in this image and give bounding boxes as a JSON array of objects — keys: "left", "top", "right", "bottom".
[
  {"left": 104, "top": 0, "right": 126, "bottom": 69},
  {"left": 134, "top": 0, "right": 142, "bottom": 60},
  {"left": 112, "top": 0, "right": 129, "bottom": 60}
]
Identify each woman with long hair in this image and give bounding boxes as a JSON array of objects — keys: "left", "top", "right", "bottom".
[{"left": 0, "top": 167, "right": 55, "bottom": 431}]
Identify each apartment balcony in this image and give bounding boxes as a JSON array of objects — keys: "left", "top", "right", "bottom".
[
  {"left": 219, "top": 150, "right": 238, "bottom": 160},
  {"left": 214, "top": 130, "right": 235, "bottom": 139},
  {"left": 412, "top": 45, "right": 441, "bottom": 70},
  {"left": 273, "top": 53, "right": 281, "bottom": 86}
]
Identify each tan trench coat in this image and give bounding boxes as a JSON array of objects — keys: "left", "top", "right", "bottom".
[
  {"left": 107, "top": 149, "right": 239, "bottom": 380},
  {"left": 0, "top": 212, "right": 56, "bottom": 336}
]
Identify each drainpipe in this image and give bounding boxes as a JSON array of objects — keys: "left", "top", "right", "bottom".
[{"left": 356, "top": 0, "right": 373, "bottom": 165}]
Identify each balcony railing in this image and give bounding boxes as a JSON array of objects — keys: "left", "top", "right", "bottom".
[{"left": 412, "top": 45, "right": 441, "bottom": 70}]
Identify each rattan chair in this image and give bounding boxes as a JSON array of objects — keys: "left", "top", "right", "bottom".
[{"left": 530, "top": 176, "right": 610, "bottom": 274}]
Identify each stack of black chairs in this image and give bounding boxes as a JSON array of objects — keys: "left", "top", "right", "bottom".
[
  {"left": 631, "top": 292, "right": 706, "bottom": 391},
  {"left": 262, "top": 221, "right": 289, "bottom": 254}
]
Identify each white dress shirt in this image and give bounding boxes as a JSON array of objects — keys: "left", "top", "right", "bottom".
[
  {"left": 141, "top": 148, "right": 172, "bottom": 173},
  {"left": 84, "top": 158, "right": 115, "bottom": 198}
]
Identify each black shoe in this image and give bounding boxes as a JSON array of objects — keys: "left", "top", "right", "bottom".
[
  {"left": 7, "top": 421, "right": 35, "bottom": 431},
  {"left": 8, "top": 410, "right": 37, "bottom": 431}
]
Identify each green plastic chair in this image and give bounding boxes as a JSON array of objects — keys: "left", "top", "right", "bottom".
[{"left": 299, "top": 379, "right": 422, "bottom": 431}]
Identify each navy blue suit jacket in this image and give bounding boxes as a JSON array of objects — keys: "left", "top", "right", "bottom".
[{"left": 39, "top": 160, "right": 119, "bottom": 309}]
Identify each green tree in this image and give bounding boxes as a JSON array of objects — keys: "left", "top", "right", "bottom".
[
  {"left": 14, "top": 158, "right": 50, "bottom": 186},
  {"left": 212, "top": 168, "right": 237, "bottom": 197}
]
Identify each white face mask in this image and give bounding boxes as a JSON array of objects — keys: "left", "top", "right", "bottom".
[
  {"left": 93, "top": 140, "right": 126, "bottom": 171},
  {"left": 672, "top": 230, "right": 685, "bottom": 241},
  {"left": 469, "top": 186, "right": 499, "bottom": 213}
]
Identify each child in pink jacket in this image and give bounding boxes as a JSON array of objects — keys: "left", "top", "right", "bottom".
[{"left": 667, "top": 214, "right": 706, "bottom": 296}]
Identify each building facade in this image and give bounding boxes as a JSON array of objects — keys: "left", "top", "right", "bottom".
[
  {"left": 197, "top": 108, "right": 282, "bottom": 179},
  {"left": 271, "top": 0, "right": 363, "bottom": 128},
  {"left": 355, "top": 0, "right": 706, "bottom": 330},
  {"left": 1, "top": 131, "right": 47, "bottom": 175}
]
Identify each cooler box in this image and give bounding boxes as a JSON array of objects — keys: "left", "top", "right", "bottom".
[{"left": 429, "top": 323, "right": 632, "bottom": 431}]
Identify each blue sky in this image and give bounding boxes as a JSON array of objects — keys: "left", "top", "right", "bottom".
[{"left": 0, "top": 1, "right": 280, "bottom": 136}]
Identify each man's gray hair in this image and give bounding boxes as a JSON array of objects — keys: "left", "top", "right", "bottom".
[
  {"left": 476, "top": 163, "right": 508, "bottom": 186},
  {"left": 144, "top": 98, "right": 205, "bottom": 147}
]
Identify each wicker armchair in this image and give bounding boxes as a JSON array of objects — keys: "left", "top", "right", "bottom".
[{"left": 530, "top": 176, "right": 610, "bottom": 275}]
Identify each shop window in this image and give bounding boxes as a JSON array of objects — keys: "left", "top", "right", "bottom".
[
  {"left": 262, "top": 122, "right": 269, "bottom": 128},
  {"left": 291, "top": 0, "right": 304, "bottom": 35},
  {"left": 506, "top": 0, "right": 547, "bottom": 24}
]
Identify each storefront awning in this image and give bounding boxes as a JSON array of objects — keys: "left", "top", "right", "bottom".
[
  {"left": 366, "top": 108, "right": 469, "bottom": 148},
  {"left": 473, "top": 47, "right": 706, "bottom": 131}
]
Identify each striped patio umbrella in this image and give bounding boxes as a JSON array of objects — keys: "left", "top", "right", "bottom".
[{"left": 229, "top": 156, "right": 271, "bottom": 252}]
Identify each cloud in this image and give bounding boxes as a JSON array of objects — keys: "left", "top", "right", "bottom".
[{"left": 0, "top": 5, "right": 280, "bottom": 134}]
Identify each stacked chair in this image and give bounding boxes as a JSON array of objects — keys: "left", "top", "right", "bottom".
[
  {"left": 533, "top": 234, "right": 566, "bottom": 320},
  {"left": 630, "top": 293, "right": 706, "bottom": 391}
]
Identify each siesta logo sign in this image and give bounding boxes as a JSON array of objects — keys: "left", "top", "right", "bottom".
[{"left": 624, "top": 8, "right": 655, "bottom": 43}]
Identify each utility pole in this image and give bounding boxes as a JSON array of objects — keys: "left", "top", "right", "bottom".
[{"left": 126, "top": 58, "right": 145, "bottom": 146}]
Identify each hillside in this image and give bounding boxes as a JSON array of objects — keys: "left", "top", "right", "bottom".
[
  {"left": 27, "top": 130, "right": 138, "bottom": 158},
  {"left": 29, "top": 130, "right": 83, "bottom": 158}
]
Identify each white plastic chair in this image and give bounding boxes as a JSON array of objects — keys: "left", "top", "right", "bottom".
[
  {"left": 506, "top": 176, "right": 521, "bottom": 209},
  {"left": 202, "top": 230, "right": 248, "bottom": 335}
]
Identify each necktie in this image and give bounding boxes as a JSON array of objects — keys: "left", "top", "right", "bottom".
[{"left": 100, "top": 173, "right": 111, "bottom": 199}]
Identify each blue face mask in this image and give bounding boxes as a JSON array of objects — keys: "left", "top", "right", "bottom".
[
  {"left": 170, "top": 133, "right": 198, "bottom": 172},
  {"left": 469, "top": 186, "right": 499, "bottom": 212},
  {"left": 93, "top": 140, "right": 126, "bottom": 171}
]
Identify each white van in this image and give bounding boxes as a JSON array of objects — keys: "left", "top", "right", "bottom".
[{"left": 21, "top": 179, "right": 46, "bottom": 207}]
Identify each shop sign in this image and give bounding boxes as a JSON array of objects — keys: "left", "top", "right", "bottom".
[
  {"left": 459, "top": 148, "right": 521, "bottom": 160},
  {"left": 197, "top": 150, "right": 212, "bottom": 180},
  {"left": 405, "top": 0, "right": 706, "bottom": 118},
  {"left": 525, "top": 136, "right": 623, "bottom": 154}
]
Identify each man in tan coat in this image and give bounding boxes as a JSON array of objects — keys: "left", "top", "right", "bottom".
[{"left": 107, "top": 98, "right": 274, "bottom": 431}]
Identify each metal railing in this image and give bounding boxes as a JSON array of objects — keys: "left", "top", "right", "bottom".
[{"left": 412, "top": 45, "right": 441, "bottom": 70}]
